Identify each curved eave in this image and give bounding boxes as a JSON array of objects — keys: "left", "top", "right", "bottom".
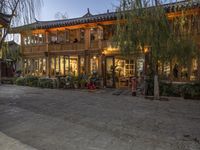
[{"left": 11, "top": 1, "right": 200, "bottom": 33}]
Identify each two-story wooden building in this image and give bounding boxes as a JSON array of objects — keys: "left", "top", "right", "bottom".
[{"left": 12, "top": 1, "right": 200, "bottom": 87}]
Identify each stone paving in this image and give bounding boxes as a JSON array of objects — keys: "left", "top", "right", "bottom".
[{"left": 0, "top": 85, "right": 200, "bottom": 150}]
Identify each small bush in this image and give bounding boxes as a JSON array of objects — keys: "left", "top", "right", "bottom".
[
  {"left": 160, "top": 82, "right": 182, "bottom": 97},
  {"left": 15, "top": 77, "right": 26, "bottom": 86},
  {"left": 181, "top": 82, "right": 200, "bottom": 99},
  {"left": 24, "top": 75, "right": 39, "bottom": 87},
  {"left": 38, "top": 78, "right": 54, "bottom": 88},
  {"left": 12, "top": 77, "right": 18, "bottom": 84}
]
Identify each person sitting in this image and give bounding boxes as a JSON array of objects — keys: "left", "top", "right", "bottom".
[{"left": 73, "top": 38, "right": 78, "bottom": 43}]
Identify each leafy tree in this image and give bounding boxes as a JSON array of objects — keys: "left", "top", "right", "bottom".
[
  {"left": 114, "top": 0, "right": 199, "bottom": 99},
  {"left": 167, "top": 3, "right": 200, "bottom": 81},
  {"left": 0, "top": 0, "right": 43, "bottom": 49},
  {"left": 115, "top": 0, "right": 170, "bottom": 99},
  {"left": 0, "top": 0, "right": 42, "bottom": 83},
  {"left": 2, "top": 41, "right": 21, "bottom": 70}
]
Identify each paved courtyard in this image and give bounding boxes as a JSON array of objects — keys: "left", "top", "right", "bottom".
[{"left": 0, "top": 85, "right": 200, "bottom": 150}]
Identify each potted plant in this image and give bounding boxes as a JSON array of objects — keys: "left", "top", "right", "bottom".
[{"left": 73, "top": 76, "right": 79, "bottom": 89}]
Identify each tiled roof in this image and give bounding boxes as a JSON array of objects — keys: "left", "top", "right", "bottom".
[{"left": 12, "top": 1, "right": 200, "bottom": 32}]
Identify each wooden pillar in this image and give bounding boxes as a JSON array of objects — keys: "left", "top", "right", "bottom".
[
  {"left": 45, "top": 31, "right": 50, "bottom": 77},
  {"left": 78, "top": 55, "right": 81, "bottom": 76},
  {"left": 98, "top": 55, "right": 103, "bottom": 76},
  {"left": 85, "top": 28, "right": 90, "bottom": 49},
  {"left": 85, "top": 54, "right": 90, "bottom": 75},
  {"left": 102, "top": 54, "right": 106, "bottom": 87}
]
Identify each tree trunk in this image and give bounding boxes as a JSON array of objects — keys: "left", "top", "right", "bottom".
[
  {"left": 197, "top": 57, "right": 200, "bottom": 81},
  {"left": 169, "top": 60, "right": 173, "bottom": 81},
  {"left": 187, "top": 60, "right": 192, "bottom": 81},
  {"left": 154, "top": 61, "right": 159, "bottom": 100},
  {"left": 154, "top": 74, "right": 159, "bottom": 100}
]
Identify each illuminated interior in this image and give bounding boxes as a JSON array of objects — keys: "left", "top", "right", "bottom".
[{"left": 90, "top": 56, "right": 98, "bottom": 74}]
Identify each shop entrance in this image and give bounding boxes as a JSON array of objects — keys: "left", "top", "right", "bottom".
[
  {"left": 105, "top": 57, "right": 115, "bottom": 87},
  {"left": 105, "top": 56, "right": 140, "bottom": 88}
]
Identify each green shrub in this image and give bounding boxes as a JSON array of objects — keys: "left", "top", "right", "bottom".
[
  {"left": 24, "top": 75, "right": 39, "bottom": 87},
  {"left": 38, "top": 78, "right": 54, "bottom": 88},
  {"left": 181, "top": 82, "right": 200, "bottom": 99},
  {"left": 12, "top": 77, "right": 18, "bottom": 84},
  {"left": 15, "top": 77, "right": 26, "bottom": 86},
  {"left": 160, "top": 82, "right": 182, "bottom": 97}
]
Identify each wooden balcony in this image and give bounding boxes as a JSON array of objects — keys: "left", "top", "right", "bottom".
[
  {"left": 90, "top": 41, "right": 99, "bottom": 49},
  {"left": 101, "top": 40, "right": 115, "bottom": 49},
  {"left": 48, "top": 42, "right": 85, "bottom": 52},
  {"left": 23, "top": 44, "right": 46, "bottom": 54},
  {"left": 22, "top": 40, "right": 116, "bottom": 55},
  {"left": 90, "top": 40, "right": 116, "bottom": 50}
]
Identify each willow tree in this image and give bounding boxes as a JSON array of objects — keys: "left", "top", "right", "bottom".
[
  {"left": 0, "top": 0, "right": 43, "bottom": 48},
  {"left": 114, "top": 0, "right": 170, "bottom": 99},
  {"left": 0, "top": 0, "right": 42, "bottom": 84},
  {"left": 167, "top": 2, "right": 200, "bottom": 81}
]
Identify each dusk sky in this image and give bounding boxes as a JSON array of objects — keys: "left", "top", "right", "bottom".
[{"left": 40, "top": 0, "right": 120, "bottom": 21}]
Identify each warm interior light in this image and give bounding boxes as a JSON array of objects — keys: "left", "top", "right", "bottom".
[
  {"left": 93, "top": 56, "right": 96, "bottom": 59},
  {"left": 144, "top": 47, "right": 149, "bottom": 53}
]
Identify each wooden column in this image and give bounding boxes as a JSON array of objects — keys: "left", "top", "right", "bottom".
[
  {"left": 85, "top": 54, "right": 90, "bottom": 75},
  {"left": 45, "top": 31, "right": 50, "bottom": 77},
  {"left": 21, "top": 34, "right": 25, "bottom": 76},
  {"left": 98, "top": 55, "right": 103, "bottom": 76},
  {"left": 85, "top": 28, "right": 90, "bottom": 49},
  {"left": 78, "top": 55, "right": 81, "bottom": 76}
]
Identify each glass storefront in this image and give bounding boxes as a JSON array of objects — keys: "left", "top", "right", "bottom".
[
  {"left": 70, "top": 56, "right": 78, "bottom": 76},
  {"left": 105, "top": 57, "right": 140, "bottom": 88},
  {"left": 80, "top": 57, "right": 85, "bottom": 74},
  {"left": 106, "top": 57, "right": 114, "bottom": 87},
  {"left": 60, "top": 56, "right": 64, "bottom": 75},
  {"left": 65, "top": 56, "right": 70, "bottom": 75},
  {"left": 39, "top": 58, "right": 46, "bottom": 76},
  {"left": 51, "top": 57, "right": 55, "bottom": 76},
  {"left": 90, "top": 56, "right": 98, "bottom": 74}
]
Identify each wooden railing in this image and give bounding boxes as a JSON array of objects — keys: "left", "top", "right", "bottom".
[
  {"left": 23, "top": 40, "right": 116, "bottom": 54},
  {"left": 49, "top": 42, "right": 85, "bottom": 52},
  {"left": 23, "top": 44, "right": 46, "bottom": 53},
  {"left": 90, "top": 41, "right": 99, "bottom": 49},
  {"left": 101, "top": 40, "right": 115, "bottom": 49}
]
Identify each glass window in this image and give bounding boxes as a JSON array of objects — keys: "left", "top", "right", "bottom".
[
  {"left": 70, "top": 56, "right": 78, "bottom": 76},
  {"left": 55, "top": 56, "right": 60, "bottom": 75},
  {"left": 38, "top": 34, "right": 44, "bottom": 44},
  {"left": 80, "top": 29, "right": 85, "bottom": 42},
  {"left": 60, "top": 56, "right": 64, "bottom": 75},
  {"left": 70, "top": 30, "right": 78, "bottom": 43},
  {"left": 90, "top": 56, "right": 98, "bottom": 74},
  {"left": 49, "top": 32, "right": 57, "bottom": 43},
  {"left": 65, "top": 56, "right": 70, "bottom": 75},
  {"left": 80, "top": 57, "right": 85, "bottom": 74},
  {"left": 58, "top": 31, "right": 65, "bottom": 43},
  {"left": 115, "top": 59, "right": 125, "bottom": 77},
  {"left": 39, "top": 58, "right": 43, "bottom": 76},
  {"left": 38, "top": 58, "right": 46, "bottom": 76},
  {"left": 50, "top": 57, "right": 55, "bottom": 76},
  {"left": 90, "top": 28, "right": 98, "bottom": 41},
  {"left": 43, "top": 58, "right": 46, "bottom": 75}
]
